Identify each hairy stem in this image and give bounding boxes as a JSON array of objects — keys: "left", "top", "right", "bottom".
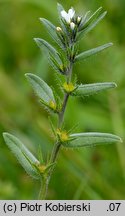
[
  {"left": 58, "top": 93, "right": 69, "bottom": 127},
  {"left": 38, "top": 178, "right": 48, "bottom": 200},
  {"left": 50, "top": 141, "right": 61, "bottom": 163},
  {"left": 67, "top": 61, "right": 73, "bottom": 83},
  {"left": 38, "top": 62, "right": 73, "bottom": 199}
]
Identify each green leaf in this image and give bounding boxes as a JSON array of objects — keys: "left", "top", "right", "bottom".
[
  {"left": 3, "top": 133, "right": 40, "bottom": 179},
  {"left": 38, "top": 144, "right": 44, "bottom": 164},
  {"left": 49, "top": 53, "right": 64, "bottom": 75},
  {"left": 57, "top": 2, "right": 65, "bottom": 17},
  {"left": 34, "top": 38, "right": 61, "bottom": 63},
  {"left": 63, "top": 133, "right": 122, "bottom": 148},
  {"left": 39, "top": 18, "right": 62, "bottom": 47},
  {"left": 79, "top": 11, "right": 91, "bottom": 29},
  {"left": 75, "top": 43, "right": 113, "bottom": 62},
  {"left": 81, "top": 7, "right": 103, "bottom": 30},
  {"left": 72, "top": 82, "right": 117, "bottom": 97},
  {"left": 39, "top": 18, "right": 56, "bottom": 39},
  {"left": 77, "top": 11, "right": 107, "bottom": 40},
  {"left": 25, "top": 73, "right": 55, "bottom": 104}
]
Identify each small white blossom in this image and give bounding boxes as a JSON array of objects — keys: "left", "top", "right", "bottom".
[
  {"left": 70, "top": 22, "right": 75, "bottom": 30},
  {"left": 61, "top": 8, "right": 75, "bottom": 23},
  {"left": 68, "top": 8, "right": 75, "bottom": 19}
]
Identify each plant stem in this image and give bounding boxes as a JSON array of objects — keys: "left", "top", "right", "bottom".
[
  {"left": 58, "top": 93, "right": 69, "bottom": 127},
  {"left": 38, "top": 178, "right": 48, "bottom": 200},
  {"left": 38, "top": 62, "right": 73, "bottom": 199},
  {"left": 67, "top": 61, "right": 73, "bottom": 83}
]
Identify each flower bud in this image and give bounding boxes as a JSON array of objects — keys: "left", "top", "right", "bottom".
[
  {"left": 77, "top": 16, "right": 82, "bottom": 24},
  {"left": 56, "top": 27, "right": 62, "bottom": 32},
  {"left": 70, "top": 22, "right": 75, "bottom": 30}
]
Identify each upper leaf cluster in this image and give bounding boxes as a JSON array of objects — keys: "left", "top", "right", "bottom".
[{"left": 35, "top": 3, "right": 113, "bottom": 76}]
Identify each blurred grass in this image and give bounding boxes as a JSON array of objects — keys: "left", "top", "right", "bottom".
[{"left": 0, "top": 0, "right": 125, "bottom": 199}]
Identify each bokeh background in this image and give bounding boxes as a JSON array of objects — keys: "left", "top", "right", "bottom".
[{"left": 0, "top": 0, "right": 125, "bottom": 199}]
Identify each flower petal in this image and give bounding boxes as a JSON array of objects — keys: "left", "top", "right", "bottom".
[
  {"left": 61, "top": 10, "right": 70, "bottom": 23},
  {"left": 61, "top": 10, "right": 68, "bottom": 19},
  {"left": 68, "top": 8, "right": 75, "bottom": 19},
  {"left": 61, "top": 8, "right": 75, "bottom": 23},
  {"left": 66, "top": 14, "right": 71, "bottom": 23}
]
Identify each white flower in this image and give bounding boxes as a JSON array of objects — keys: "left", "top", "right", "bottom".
[
  {"left": 61, "top": 8, "right": 75, "bottom": 23},
  {"left": 70, "top": 22, "right": 75, "bottom": 30},
  {"left": 68, "top": 8, "right": 75, "bottom": 19}
]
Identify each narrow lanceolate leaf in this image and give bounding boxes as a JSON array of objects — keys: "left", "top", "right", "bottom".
[
  {"left": 81, "top": 7, "right": 103, "bottom": 30},
  {"left": 62, "top": 133, "right": 122, "bottom": 148},
  {"left": 39, "top": 18, "right": 61, "bottom": 46},
  {"left": 57, "top": 3, "right": 65, "bottom": 17},
  {"left": 79, "top": 11, "right": 91, "bottom": 29},
  {"left": 34, "top": 38, "right": 61, "bottom": 63},
  {"left": 72, "top": 82, "right": 117, "bottom": 97},
  {"left": 75, "top": 43, "right": 113, "bottom": 62},
  {"left": 77, "top": 11, "right": 107, "bottom": 40},
  {"left": 40, "top": 18, "right": 57, "bottom": 39},
  {"left": 3, "top": 133, "right": 40, "bottom": 179},
  {"left": 25, "top": 73, "right": 55, "bottom": 104}
]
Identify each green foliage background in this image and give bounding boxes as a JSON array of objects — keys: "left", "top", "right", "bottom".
[{"left": 0, "top": 0, "right": 125, "bottom": 199}]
